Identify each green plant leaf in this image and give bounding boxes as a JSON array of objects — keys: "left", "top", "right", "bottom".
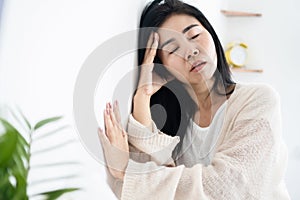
[
  {"left": 17, "top": 134, "right": 30, "bottom": 160},
  {"left": 11, "top": 153, "right": 27, "bottom": 180},
  {"left": 15, "top": 143, "right": 29, "bottom": 163},
  {"left": 0, "top": 118, "right": 18, "bottom": 167},
  {"left": 1, "top": 108, "right": 80, "bottom": 200},
  {"left": 33, "top": 116, "right": 62, "bottom": 130},
  {"left": 0, "top": 117, "right": 19, "bottom": 135},
  {"left": 17, "top": 133, "right": 29, "bottom": 148},
  {"left": 12, "top": 172, "right": 28, "bottom": 200},
  {"left": 0, "top": 172, "right": 9, "bottom": 189},
  {"left": 0, "top": 179, "right": 15, "bottom": 200},
  {"left": 38, "top": 188, "right": 80, "bottom": 200}
]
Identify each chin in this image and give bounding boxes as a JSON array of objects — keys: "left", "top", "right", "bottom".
[{"left": 189, "top": 78, "right": 205, "bottom": 85}]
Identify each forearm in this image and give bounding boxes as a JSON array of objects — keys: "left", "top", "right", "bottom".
[{"left": 132, "top": 89, "right": 152, "bottom": 128}]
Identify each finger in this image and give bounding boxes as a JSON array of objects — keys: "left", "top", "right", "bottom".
[
  {"left": 103, "top": 109, "right": 108, "bottom": 134},
  {"left": 145, "top": 31, "right": 155, "bottom": 50},
  {"left": 109, "top": 105, "right": 118, "bottom": 127},
  {"left": 113, "top": 100, "right": 121, "bottom": 125},
  {"left": 150, "top": 32, "right": 159, "bottom": 50},
  {"left": 144, "top": 34, "right": 159, "bottom": 64},
  {"left": 103, "top": 108, "right": 109, "bottom": 130},
  {"left": 151, "top": 32, "right": 159, "bottom": 49},
  {"left": 105, "top": 107, "right": 113, "bottom": 128},
  {"left": 104, "top": 108, "right": 114, "bottom": 139},
  {"left": 107, "top": 102, "right": 114, "bottom": 123},
  {"left": 106, "top": 102, "right": 111, "bottom": 111},
  {"left": 144, "top": 32, "right": 159, "bottom": 64},
  {"left": 109, "top": 107, "right": 125, "bottom": 139}
]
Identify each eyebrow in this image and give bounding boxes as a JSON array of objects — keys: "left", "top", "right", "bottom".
[
  {"left": 182, "top": 24, "right": 199, "bottom": 34},
  {"left": 160, "top": 38, "right": 175, "bottom": 49},
  {"left": 159, "top": 24, "right": 199, "bottom": 49}
]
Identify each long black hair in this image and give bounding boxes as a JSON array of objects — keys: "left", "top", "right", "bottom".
[{"left": 137, "top": 0, "right": 235, "bottom": 160}]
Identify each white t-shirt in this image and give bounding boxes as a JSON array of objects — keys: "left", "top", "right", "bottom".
[{"left": 176, "top": 101, "right": 228, "bottom": 167}]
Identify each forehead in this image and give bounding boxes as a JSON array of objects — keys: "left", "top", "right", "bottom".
[{"left": 158, "top": 14, "right": 203, "bottom": 33}]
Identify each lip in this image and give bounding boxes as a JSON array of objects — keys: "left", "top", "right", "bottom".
[{"left": 190, "top": 60, "right": 207, "bottom": 72}]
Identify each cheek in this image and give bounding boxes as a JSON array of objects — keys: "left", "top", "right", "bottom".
[
  {"left": 207, "top": 39, "right": 217, "bottom": 62},
  {"left": 199, "top": 33, "right": 216, "bottom": 61},
  {"left": 163, "top": 56, "right": 185, "bottom": 74},
  {"left": 160, "top": 57, "right": 187, "bottom": 81},
  {"left": 213, "top": 53, "right": 218, "bottom": 66},
  {"left": 211, "top": 47, "right": 217, "bottom": 64},
  {"left": 210, "top": 45, "right": 217, "bottom": 69},
  {"left": 161, "top": 54, "right": 177, "bottom": 70},
  {"left": 204, "top": 56, "right": 218, "bottom": 80}
]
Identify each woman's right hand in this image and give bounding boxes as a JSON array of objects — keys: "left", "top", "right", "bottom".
[
  {"left": 137, "top": 32, "right": 169, "bottom": 96},
  {"left": 133, "top": 32, "right": 170, "bottom": 127}
]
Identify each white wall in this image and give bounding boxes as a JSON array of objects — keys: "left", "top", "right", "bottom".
[
  {"left": 0, "top": 0, "right": 299, "bottom": 199},
  {"left": 221, "top": 0, "right": 300, "bottom": 198},
  {"left": 0, "top": 0, "right": 146, "bottom": 199}
]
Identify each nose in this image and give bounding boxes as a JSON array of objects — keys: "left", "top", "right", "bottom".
[{"left": 186, "top": 48, "right": 199, "bottom": 60}]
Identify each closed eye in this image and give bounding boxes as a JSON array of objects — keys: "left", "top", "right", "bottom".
[
  {"left": 170, "top": 46, "right": 179, "bottom": 54},
  {"left": 190, "top": 34, "right": 200, "bottom": 40}
]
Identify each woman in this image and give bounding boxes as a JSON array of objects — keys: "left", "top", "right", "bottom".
[{"left": 98, "top": 0, "right": 290, "bottom": 199}]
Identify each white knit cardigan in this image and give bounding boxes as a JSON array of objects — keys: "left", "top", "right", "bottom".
[{"left": 106, "top": 83, "right": 290, "bottom": 200}]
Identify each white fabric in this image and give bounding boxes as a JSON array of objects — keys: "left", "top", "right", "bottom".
[
  {"left": 177, "top": 101, "right": 227, "bottom": 167},
  {"left": 105, "top": 83, "right": 290, "bottom": 200}
]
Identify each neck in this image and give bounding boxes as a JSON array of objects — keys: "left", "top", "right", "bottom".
[{"left": 185, "top": 79, "right": 215, "bottom": 111}]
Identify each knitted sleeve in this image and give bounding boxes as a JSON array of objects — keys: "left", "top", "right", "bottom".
[
  {"left": 126, "top": 114, "right": 180, "bottom": 166},
  {"left": 119, "top": 85, "right": 287, "bottom": 200}
]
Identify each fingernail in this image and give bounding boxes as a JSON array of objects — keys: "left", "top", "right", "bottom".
[{"left": 108, "top": 102, "right": 112, "bottom": 109}]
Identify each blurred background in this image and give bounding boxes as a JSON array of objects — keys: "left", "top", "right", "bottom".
[{"left": 0, "top": 0, "right": 299, "bottom": 199}]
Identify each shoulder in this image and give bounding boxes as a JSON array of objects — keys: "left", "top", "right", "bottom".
[
  {"left": 227, "top": 83, "right": 282, "bottom": 121},
  {"left": 233, "top": 82, "right": 280, "bottom": 105}
]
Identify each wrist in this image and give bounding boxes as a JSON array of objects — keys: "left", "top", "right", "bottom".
[
  {"left": 133, "top": 90, "right": 151, "bottom": 107},
  {"left": 132, "top": 91, "right": 152, "bottom": 127},
  {"left": 134, "top": 88, "right": 151, "bottom": 99}
]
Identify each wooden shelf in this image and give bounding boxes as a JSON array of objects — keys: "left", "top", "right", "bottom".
[
  {"left": 221, "top": 10, "right": 262, "bottom": 17},
  {"left": 230, "top": 67, "right": 264, "bottom": 73},
  {"left": 231, "top": 67, "right": 263, "bottom": 73}
]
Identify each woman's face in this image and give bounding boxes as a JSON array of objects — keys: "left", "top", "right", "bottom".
[{"left": 157, "top": 14, "right": 217, "bottom": 85}]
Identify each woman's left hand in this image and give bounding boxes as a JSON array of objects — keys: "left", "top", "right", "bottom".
[{"left": 98, "top": 101, "right": 129, "bottom": 180}]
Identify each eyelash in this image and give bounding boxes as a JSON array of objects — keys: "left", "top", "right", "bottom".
[
  {"left": 190, "top": 34, "right": 200, "bottom": 40},
  {"left": 169, "top": 34, "right": 200, "bottom": 54},
  {"left": 170, "top": 47, "right": 179, "bottom": 54}
]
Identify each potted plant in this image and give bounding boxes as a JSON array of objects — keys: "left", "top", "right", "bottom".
[{"left": 0, "top": 107, "right": 80, "bottom": 200}]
